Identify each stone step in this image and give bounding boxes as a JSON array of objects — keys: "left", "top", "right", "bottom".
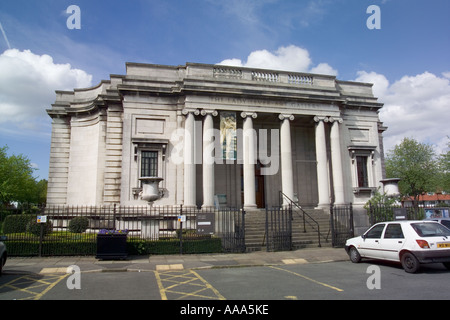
[{"left": 243, "top": 208, "right": 332, "bottom": 251}]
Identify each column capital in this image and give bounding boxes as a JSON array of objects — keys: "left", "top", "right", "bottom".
[
  {"left": 182, "top": 108, "right": 200, "bottom": 116},
  {"left": 200, "top": 109, "right": 218, "bottom": 117},
  {"left": 279, "top": 114, "right": 295, "bottom": 121},
  {"left": 329, "top": 117, "right": 343, "bottom": 124},
  {"left": 313, "top": 116, "right": 330, "bottom": 123},
  {"left": 240, "top": 112, "right": 257, "bottom": 119}
]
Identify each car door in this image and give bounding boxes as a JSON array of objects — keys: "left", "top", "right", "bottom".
[
  {"left": 359, "top": 223, "right": 386, "bottom": 259},
  {"left": 379, "top": 223, "right": 405, "bottom": 262}
]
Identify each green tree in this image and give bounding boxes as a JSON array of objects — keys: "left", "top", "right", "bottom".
[
  {"left": 436, "top": 137, "right": 450, "bottom": 193},
  {"left": 0, "top": 145, "right": 46, "bottom": 205},
  {"left": 385, "top": 138, "right": 439, "bottom": 208}
]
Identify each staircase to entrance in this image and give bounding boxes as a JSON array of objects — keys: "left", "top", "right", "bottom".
[{"left": 244, "top": 208, "right": 332, "bottom": 252}]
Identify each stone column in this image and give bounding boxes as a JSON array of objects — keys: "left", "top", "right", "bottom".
[
  {"left": 279, "top": 114, "right": 295, "bottom": 206},
  {"left": 201, "top": 110, "right": 218, "bottom": 208},
  {"left": 330, "top": 118, "right": 345, "bottom": 205},
  {"left": 182, "top": 109, "right": 199, "bottom": 207},
  {"left": 314, "top": 116, "right": 331, "bottom": 208},
  {"left": 241, "top": 112, "right": 257, "bottom": 209}
]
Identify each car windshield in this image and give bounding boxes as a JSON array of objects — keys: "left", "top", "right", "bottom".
[{"left": 411, "top": 223, "right": 450, "bottom": 237}]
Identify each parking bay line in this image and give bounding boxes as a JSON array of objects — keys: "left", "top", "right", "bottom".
[{"left": 269, "top": 266, "right": 344, "bottom": 293}]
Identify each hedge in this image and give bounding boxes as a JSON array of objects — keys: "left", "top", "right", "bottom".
[
  {"left": 4, "top": 240, "right": 97, "bottom": 256},
  {"left": 2, "top": 214, "right": 36, "bottom": 234},
  {"left": 5, "top": 237, "right": 224, "bottom": 257},
  {"left": 127, "top": 238, "right": 223, "bottom": 255}
]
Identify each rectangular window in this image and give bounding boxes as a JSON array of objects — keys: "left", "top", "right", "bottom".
[
  {"left": 365, "top": 224, "right": 385, "bottom": 239},
  {"left": 141, "top": 151, "right": 158, "bottom": 177},
  {"left": 384, "top": 224, "right": 404, "bottom": 239},
  {"left": 356, "top": 156, "right": 369, "bottom": 188}
]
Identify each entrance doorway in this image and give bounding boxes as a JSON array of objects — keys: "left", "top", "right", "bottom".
[
  {"left": 255, "top": 162, "right": 265, "bottom": 208},
  {"left": 240, "top": 163, "right": 266, "bottom": 209}
]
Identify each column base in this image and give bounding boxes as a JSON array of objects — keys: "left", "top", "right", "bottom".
[
  {"left": 333, "top": 202, "right": 346, "bottom": 206},
  {"left": 243, "top": 204, "right": 258, "bottom": 211},
  {"left": 315, "top": 203, "right": 330, "bottom": 210}
]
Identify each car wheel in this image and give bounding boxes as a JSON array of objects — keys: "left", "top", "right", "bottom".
[
  {"left": 349, "top": 246, "right": 361, "bottom": 263},
  {"left": 443, "top": 262, "right": 450, "bottom": 270},
  {"left": 401, "top": 252, "right": 420, "bottom": 273}
]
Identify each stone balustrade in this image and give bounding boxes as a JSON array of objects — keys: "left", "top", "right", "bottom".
[{"left": 212, "top": 66, "right": 315, "bottom": 86}]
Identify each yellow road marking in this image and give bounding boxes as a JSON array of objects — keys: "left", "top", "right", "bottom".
[
  {"left": 154, "top": 271, "right": 168, "bottom": 300},
  {"left": 154, "top": 269, "right": 225, "bottom": 300},
  {"left": 34, "top": 274, "right": 68, "bottom": 300},
  {"left": 269, "top": 266, "right": 344, "bottom": 292},
  {"left": 190, "top": 270, "right": 226, "bottom": 300},
  {"left": 1, "top": 273, "right": 69, "bottom": 300}
]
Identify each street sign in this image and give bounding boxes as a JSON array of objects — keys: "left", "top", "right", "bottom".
[
  {"left": 37, "top": 216, "right": 47, "bottom": 223},
  {"left": 178, "top": 215, "right": 186, "bottom": 223},
  {"left": 393, "top": 208, "right": 407, "bottom": 220}
]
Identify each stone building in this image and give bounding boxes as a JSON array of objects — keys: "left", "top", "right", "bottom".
[{"left": 46, "top": 62, "right": 386, "bottom": 221}]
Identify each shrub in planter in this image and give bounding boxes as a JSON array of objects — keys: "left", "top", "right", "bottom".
[
  {"left": 26, "top": 219, "right": 52, "bottom": 237},
  {"left": 69, "top": 216, "right": 89, "bottom": 233}
]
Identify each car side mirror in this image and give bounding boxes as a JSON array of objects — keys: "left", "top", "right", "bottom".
[{"left": 361, "top": 234, "right": 366, "bottom": 240}]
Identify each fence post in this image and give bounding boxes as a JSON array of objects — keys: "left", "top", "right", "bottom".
[
  {"left": 113, "top": 204, "right": 117, "bottom": 231},
  {"left": 39, "top": 222, "right": 44, "bottom": 257},
  {"left": 265, "top": 207, "right": 269, "bottom": 252},
  {"left": 349, "top": 203, "right": 354, "bottom": 238},
  {"left": 329, "top": 204, "right": 335, "bottom": 248},
  {"left": 179, "top": 205, "right": 183, "bottom": 255},
  {"left": 368, "top": 202, "right": 373, "bottom": 225},
  {"left": 242, "top": 208, "right": 246, "bottom": 252}
]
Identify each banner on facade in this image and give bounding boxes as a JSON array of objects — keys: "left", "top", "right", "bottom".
[{"left": 220, "top": 112, "right": 237, "bottom": 160}]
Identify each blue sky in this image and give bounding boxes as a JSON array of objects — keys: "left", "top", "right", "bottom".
[{"left": 0, "top": 0, "right": 449, "bottom": 180}]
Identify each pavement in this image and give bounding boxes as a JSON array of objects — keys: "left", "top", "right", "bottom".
[{"left": 3, "top": 247, "right": 349, "bottom": 274}]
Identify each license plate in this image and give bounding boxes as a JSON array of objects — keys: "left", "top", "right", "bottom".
[{"left": 437, "top": 243, "right": 450, "bottom": 248}]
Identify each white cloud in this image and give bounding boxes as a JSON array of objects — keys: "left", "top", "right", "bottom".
[
  {"left": 356, "top": 70, "right": 450, "bottom": 155},
  {"left": 218, "top": 45, "right": 338, "bottom": 76},
  {"left": 0, "top": 49, "right": 92, "bottom": 134},
  {"left": 310, "top": 63, "right": 338, "bottom": 77},
  {"left": 354, "top": 71, "right": 389, "bottom": 98}
]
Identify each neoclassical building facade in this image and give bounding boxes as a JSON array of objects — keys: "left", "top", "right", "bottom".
[{"left": 46, "top": 62, "right": 386, "bottom": 216}]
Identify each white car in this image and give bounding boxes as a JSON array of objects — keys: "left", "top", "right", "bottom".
[
  {"left": 345, "top": 221, "right": 450, "bottom": 273},
  {"left": 0, "top": 236, "right": 7, "bottom": 276}
]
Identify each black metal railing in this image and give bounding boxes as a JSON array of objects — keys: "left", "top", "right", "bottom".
[
  {"left": 367, "top": 203, "right": 449, "bottom": 224},
  {"left": 216, "top": 207, "right": 246, "bottom": 253},
  {"left": 279, "top": 191, "right": 324, "bottom": 247},
  {"left": 330, "top": 204, "right": 354, "bottom": 248},
  {"left": 0, "top": 204, "right": 245, "bottom": 256},
  {"left": 265, "top": 205, "right": 292, "bottom": 252}
]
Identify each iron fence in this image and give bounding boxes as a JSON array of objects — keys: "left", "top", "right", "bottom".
[
  {"left": 217, "top": 207, "right": 246, "bottom": 253},
  {"left": 0, "top": 205, "right": 245, "bottom": 256},
  {"left": 367, "top": 203, "right": 450, "bottom": 225},
  {"left": 265, "top": 206, "right": 292, "bottom": 252},
  {"left": 330, "top": 204, "right": 354, "bottom": 248}
]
